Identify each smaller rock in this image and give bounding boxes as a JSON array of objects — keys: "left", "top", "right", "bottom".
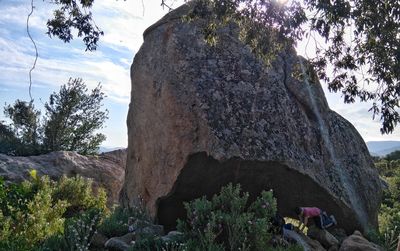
[
  {"left": 104, "top": 238, "right": 130, "bottom": 251},
  {"left": 283, "top": 229, "right": 326, "bottom": 251},
  {"left": 308, "top": 225, "right": 339, "bottom": 248},
  {"left": 328, "top": 244, "right": 340, "bottom": 251},
  {"left": 328, "top": 228, "right": 348, "bottom": 244},
  {"left": 161, "top": 231, "right": 184, "bottom": 242},
  {"left": 90, "top": 232, "right": 108, "bottom": 248},
  {"left": 105, "top": 232, "right": 135, "bottom": 251},
  {"left": 136, "top": 224, "right": 164, "bottom": 236},
  {"left": 339, "top": 231, "right": 382, "bottom": 251}
]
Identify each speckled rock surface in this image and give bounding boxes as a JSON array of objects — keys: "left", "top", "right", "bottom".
[
  {"left": 0, "top": 149, "right": 126, "bottom": 204},
  {"left": 121, "top": 3, "right": 382, "bottom": 233}
]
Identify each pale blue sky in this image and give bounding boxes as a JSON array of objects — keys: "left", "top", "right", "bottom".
[{"left": 0, "top": 0, "right": 398, "bottom": 147}]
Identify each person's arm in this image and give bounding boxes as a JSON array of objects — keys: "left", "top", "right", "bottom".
[
  {"left": 297, "top": 215, "right": 303, "bottom": 228},
  {"left": 299, "top": 216, "right": 309, "bottom": 232}
]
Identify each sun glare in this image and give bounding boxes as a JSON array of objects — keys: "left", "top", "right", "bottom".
[{"left": 278, "top": 0, "right": 289, "bottom": 5}]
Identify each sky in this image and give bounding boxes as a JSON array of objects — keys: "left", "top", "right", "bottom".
[{"left": 0, "top": 0, "right": 399, "bottom": 148}]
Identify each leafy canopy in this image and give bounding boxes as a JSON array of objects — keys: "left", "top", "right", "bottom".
[{"left": 46, "top": 0, "right": 103, "bottom": 51}]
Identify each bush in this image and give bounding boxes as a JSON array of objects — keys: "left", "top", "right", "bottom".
[
  {"left": 177, "top": 183, "right": 277, "bottom": 251},
  {"left": 64, "top": 208, "right": 102, "bottom": 251},
  {"left": 129, "top": 235, "right": 186, "bottom": 251},
  {"left": 0, "top": 172, "right": 108, "bottom": 250},
  {"left": 0, "top": 175, "right": 67, "bottom": 250},
  {"left": 52, "top": 175, "right": 107, "bottom": 217},
  {"left": 98, "top": 201, "right": 151, "bottom": 238},
  {"left": 373, "top": 158, "right": 400, "bottom": 250}
]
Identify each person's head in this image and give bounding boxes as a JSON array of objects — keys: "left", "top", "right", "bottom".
[
  {"left": 295, "top": 207, "right": 303, "bottom": 216},
  {"left": 128, "top": 217, "right": 135, "bottom": 225}
]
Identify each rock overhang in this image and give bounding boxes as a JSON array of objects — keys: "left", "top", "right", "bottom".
[{"left": 157, "top": 152, "right": 359, "bottom": 233}]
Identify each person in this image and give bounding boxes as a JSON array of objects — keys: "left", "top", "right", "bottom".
[
  {"left": 128, "top": 217, "right": 137, "bottom": 233},
  {"left": 295, "top": 207, "right": 336, "bottom": 231}
]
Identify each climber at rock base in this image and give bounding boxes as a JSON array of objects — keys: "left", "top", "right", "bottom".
[{"left": 295, "top": 207, "right": 337, "bottom": 231}]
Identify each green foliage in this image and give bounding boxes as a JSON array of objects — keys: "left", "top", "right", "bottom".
[
  {"left": 98, "top": 206, "right": 133, "bottom": 238},
  {"left": 43, "top": 78, "right": 108, "bottom": 155},
  {"left": 265, "top": 245, "right": 304, "bottom": 251},
  {"left": 2, "top": 100, "right": 42, "bottom": 156},
  {"left": 98, "top": 202, "right": 152, "bottom": 238},
  {"left": 64, "top": 208, "right": 102, "bottom": 251},
  {"left": 385, "top": 151, "right": 400, "bottom": 161},
  {"left": 0, "top": 176, "right": 68, "bottom": 250},
  {"left": 2, "top": 78, "right": 108, "bottom": 156},
  {"left": 375, "top": 159, "right": 400, "bottom": 177},
  {"left": 39, "top": 234, "right": 68, "bottom": 251},
  {"left": 46, "top": 0, "right": 103, "bottom": 51},
  {"left": 177, "top": 183, "right": 277, "bottom": 251},
  {"left": 52, "top": 175, "right": 107, "bottom": 217},
  {"left": 0, "top": 173, "right": 107, "bottom": 250},
  {"left": 129, "top": 235, "right": 187, "bottom": 251},
  {"left": 0, "top": 122, "right": 21, "bottom": 156},
  {"left": 372, "top": 157, "right": 400, "bottom": 250}
]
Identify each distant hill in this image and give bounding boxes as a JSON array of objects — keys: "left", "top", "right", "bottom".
[
  {"left": 366, "top": 141, "right": 400, "bottom": 156},
  {"left": 98, "top": 146, "right": 126, "bottom": 153}
]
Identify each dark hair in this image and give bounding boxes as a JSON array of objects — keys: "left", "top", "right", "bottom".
[{"left": 294, "top": 207, "right": 302, "bottom": 215}]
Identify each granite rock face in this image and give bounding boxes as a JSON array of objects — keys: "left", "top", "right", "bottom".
[
  {"left": 121, "top": 3, "right": 382, "bottom": 233},
  {"left": 0, "top": 149, "right": 126, "bottom": 204}
]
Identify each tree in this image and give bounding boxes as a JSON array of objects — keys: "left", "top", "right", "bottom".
[
  {"left": 45, "top": 0, "right": 400, "bottom": 134},
  {"left": 385, "top": 150, "right": 400, "bottom": 162},
  {"left": 1, "top": 78, "right": 108, "bottom": 156},
  {"left": 43, "top": 78, "right": 109, "bottom": 155},
  {"left": 3, "top": 100, "right": 42, "bottom": 155},
  {"left": 0, "top": 122, "right": 21, "bottom": 156}
]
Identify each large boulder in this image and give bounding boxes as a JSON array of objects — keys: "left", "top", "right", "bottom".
[
  {"left": 0, "top": 149, "right": 126, "bottom": 204},
  {"left": 120, "top": 3, "right": 382, "bottom": 233}
]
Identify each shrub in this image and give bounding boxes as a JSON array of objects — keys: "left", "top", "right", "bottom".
[
  {"left": 64, "top": 208, "right": 102, "bottom": 251},
  {"left": 52, "top": 175, "right": 107, "bottom": 217},
  {"left": 98, "top": 199, "right": 151, "bottom": 238},
  {"left": 0, "top": 172, "right": 108, "bottom": 250},
  {"left": 177, "top": 183, "right": 277, "bottom": 251},
  {"left": 129, "top": 235, "right": 187, "bottom": 251},
  {"left": 0, "top": 175, "right": 68, "bottom": 250}
]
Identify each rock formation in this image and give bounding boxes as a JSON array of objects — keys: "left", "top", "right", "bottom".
[
  {"left": 121, "top": 3, "right": 382, "bottom": 233},
  {"left": 0, "top": 149, "right": 126, "bottom": 204},
  {"left": 339, "top": 231, "right": 382, "bottom": 251}
]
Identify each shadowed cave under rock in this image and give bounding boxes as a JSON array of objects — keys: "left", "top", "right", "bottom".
[{"left": 157, "top": 152, "right": 354, "bottom": 233}]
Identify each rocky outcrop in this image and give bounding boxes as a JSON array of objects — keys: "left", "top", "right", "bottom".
[
  {"left": 0, "top": 149, "right": 126, "bottom": 204},
  {"left": 121, "top": 3, "right": 382, "bottom": 233},
  {"left": 308, "top": 226, "right": 339, "bottom": 249},
  {"left": 284, "top": 229, "right": 326, "bottom": 251},
  {"left": 339, "top": 231, "right": 382, "bottom": 251}
]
